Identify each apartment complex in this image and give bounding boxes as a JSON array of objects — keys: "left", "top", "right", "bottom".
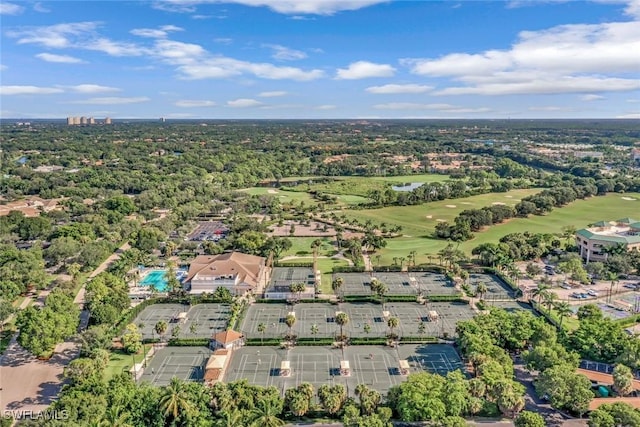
[
  {"left": 66, "top": 116, "right": 109, "bottom": 125},
  {"left": 575, "top": 218, "right": 640, "bottom": 263}
]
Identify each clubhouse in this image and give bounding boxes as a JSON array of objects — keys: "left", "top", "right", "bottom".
[{"left": 575, "top": 218, "right": 640, "bottom": 263}]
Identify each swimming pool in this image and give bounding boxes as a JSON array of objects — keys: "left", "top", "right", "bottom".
[{"left": 139, "top": 269, "right": 187, "bottom": 292}]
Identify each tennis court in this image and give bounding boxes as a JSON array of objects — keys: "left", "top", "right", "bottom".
[
  {"left": 132, "top": 303, "right": 231, "bottom": 340},
  {"left": 224, "top": 344, "right": 465, "bottom": 396},
  {"left": 385, "top": 301, "right": 475, "bottom": 338},
  {"left": 487, "top": 300, "right": 534, "bottom": 313},
  {"left": 467, "top": 273, "right": 514, "bottom": 300},
  {"left": 334, "top": 272, "right": 458, "bottom": 297},
  {"left": 269, "top": 267, "right": 316, "bottom": 290},
  {"left": 138, "top": 346, "right": 211, "bottom": 386}
]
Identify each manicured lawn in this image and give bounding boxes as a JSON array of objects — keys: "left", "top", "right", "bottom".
[
  {"left": 353, "top": 191, "right": 640, "bottom": 265},
  {"left": 237, "top": 187, "right": 317, "bottom": 204},
  {"left": 280, "top": 237, "right": 336, "bottom": 258},
  {"left": 105, "top": 344, "right": 153, "bottom": 381},
  {"left": 277, "top": 257, "right": 350, "bottom": 294}
]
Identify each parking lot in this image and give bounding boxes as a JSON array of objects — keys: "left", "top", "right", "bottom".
[{"left": 187, "top": 221, "right": 229, "bottom": 241}]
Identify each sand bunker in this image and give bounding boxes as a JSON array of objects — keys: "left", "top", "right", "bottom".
[
  {"left": 461, "top": 202, "right": 472, "bottom": 205},
  {"left": 267, "top": 189, "right": 279, "bottom": 194},
  {"left": 446, "top": 205, "right": 456, "bottom": 208},
  {"left": 436, "top": 219, "right": 447, "bottom": 222},
  {"left": 504, "top": 195, "right": 513, "bottom": 198},
  {"left": 621, "top": 197, "right": 636, "bottom": 201},
  {"left": 426, "top": 215, "right": 433, "bottom": 219},
  {"left": 492, "top": 202, "right": 506, "bottom": 205}
]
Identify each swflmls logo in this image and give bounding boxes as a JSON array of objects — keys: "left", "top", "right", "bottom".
[{"left": 2, "top": 410, "right": 69, "bottom": 420}]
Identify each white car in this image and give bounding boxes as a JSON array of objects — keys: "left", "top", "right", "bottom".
[{"left": 587, "top": 289, "right": 599, "bottom": 296}]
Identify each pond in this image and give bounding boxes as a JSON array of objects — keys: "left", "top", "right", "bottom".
[{"left": 391, "top": 182, "right": 424, "bottom": 192}]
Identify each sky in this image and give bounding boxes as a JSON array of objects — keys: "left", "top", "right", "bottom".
[{"left": 0, "top": 0, "right": 639, "bottom": 120}]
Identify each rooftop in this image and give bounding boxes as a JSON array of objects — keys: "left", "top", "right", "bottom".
[{"left": 576, "top": 219, "right": 640, "bottom": 244}]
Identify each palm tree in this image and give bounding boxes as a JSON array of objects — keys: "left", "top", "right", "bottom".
[
  {"left": 215, "top": 409, "right": 244, "bottom": 427},
  {"left": 606, "top": 271, "right": 619, "bottom": 303},
  {"left": 248, "top": 399, "right": 284, "bottom": 427},
  {"left": 387, "top": 316, "right": 399, "bottom": 340},
  {"left": 257, "top": 322, "right": 266, "bottom": 344},
  {"left": 363, "top": 323, "right": 371, "bottom": 335},
  {"left": 335, "top": 312, "right": 349, "bottom": 343},
  {"left": 285, "top": 314, "right": 296, "bottom": 341},
  {"left": 542, "top": 291, "right": 557, "bottom": 314},
  {"left": 310, "top": 323, "right": 319, "bottom": 342},
  {"left": 370, "top": 279, "right": 388, "bottom": 310},
  {"left": 155, "top": 320, "right": 168, "bottom": 341},
  {"left": 476, "top": 282, "right": 489, "bottom": 300},
  {"left": 530, "top": 284, "right": 550, "bottom": 305},
  {"left": 554, "top": 301, "right": 572, "bottom": 329},
  {"left": 561, "top": 225, "right": 578, "bottom": 246},
  {"left": 331, "top": 277, "right": 344, "bottom": 301},
  {"left": 158, "top": 377, "right": 195, "bottom": 422},
  {"left": 99, "top": 405, "right": 132, "bottom": 427},
  {"left": 289, "top": 282, "right": 306, "bottom": 301}
]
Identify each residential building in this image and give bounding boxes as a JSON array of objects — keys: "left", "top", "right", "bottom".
[
  {"left": 184, "top": 251, "right": 268, "bottom": 295},
  {"left": 575, "top": 218, "right": 640, "bottom": 263}
]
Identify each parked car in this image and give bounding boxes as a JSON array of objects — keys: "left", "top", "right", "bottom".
[
  {"left": 623, "top": 284, "right": 636, "bottom": 290},
  {"left": 587, "top": 289, "right": 599, "bottom": 296},
  {"left": 561, "top": 284, "right": 572, "bottom": 290}
]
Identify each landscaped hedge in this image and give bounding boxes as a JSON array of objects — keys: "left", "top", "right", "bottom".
[
  {"left": 342, "top": 295, "right": 379, "bottom": 303},
  {"left": 349, "top": 337, "right": 387, "bottom": 345},
  {"left": 426, "top": 295, "right": 466, "bottom": 303},
  {"left": 373, "top": 265, "right": 402, "bottom": 272},
  {"left": 142, "top": 338, "right": 162, "bottom": 344},
  {"left": 332, "top": 266, "right": 366, "bottom": 273},
  {"left": 273, "top": 262, "right": 314, "bottom": 268},
  {"left": 245, "top": 338, "right": 284, "bottom": 346},
  {"left": 399, "top": 336, "right": 439, "bottom": 343},
  {"left": 168, "top": 338, "right": 210, "bottom": 346},
  {"left": 615, "top": 313, "right": 640, "bottom": 328},
  {"left": 408, "top": 264, "right": 447, "bottom": 273},
  {"left": 255, "top": 299, "right": 287, "bottom": 304},
  {"left": 296, "top": 338, "right": 335, "bottom": 346},
  {"left": 386, "top": 295, "right": 421, "bottom": 302}
]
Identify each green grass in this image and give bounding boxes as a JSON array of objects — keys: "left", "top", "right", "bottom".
[
  {"left": 353, "top": 191, "right": 640, "bottom": 265},
  {"left": 237, "top": 187, "right": 317, "bottom": 204},
  {"left": 367, "top": 173, "right": 453, "bottom": 183},
  {"left": 280, "top": 237, "right": 336, "bottom": 258},
  {"left": 277, "top": 257, "right": 349, "bottom": 294},
  {"left": 105, "top": 344, "right": 153, "bottom": 381}
]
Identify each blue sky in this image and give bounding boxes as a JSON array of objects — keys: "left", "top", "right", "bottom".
[{"left": 1, "top": 0, "right": 639, "bottom": 119}]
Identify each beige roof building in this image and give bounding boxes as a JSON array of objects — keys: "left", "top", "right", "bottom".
[{"left": 185, "top": 252, "right": 267, "bottom": 295}]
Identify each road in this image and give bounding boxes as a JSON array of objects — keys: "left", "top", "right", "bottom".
[{"left": 1, "top": 241, "right": 131, "bottom": 416}]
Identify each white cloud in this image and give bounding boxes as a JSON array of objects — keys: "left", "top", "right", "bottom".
[
  {"left": 373, "top": 102, "right": 490, "bottom": 114},
  {"left": 175, "top": 100, "right": 216, "bottom": 107},
  {"left": 336, "top": 61, "right": 395, "bottom": 79},
  {"left": 0, "top": 64, "right": 7, "bottom": 71},
  {"left": 0, "top": 2, "right": 24, "bottom": 15},
  {"left": 33, "top": 2, "right": 51, "bottom": 13},
  {"left": 86, "top": 38, "right": 147, "bottom": 56},
  {"left": 151, "top": 0, "right": 387, "bottom": 15},
  {"left": 263, "top": 44, "right": 307, "bottom": 61},
  {"left": 365, "top": 84, "right": 433, "bottom": 94},
  {"left": 35, "top": 53, "right": 86, "bottom": 63},
  {"left": 227, "top": 98, "right": 262, "bottom": 107},
  {"left": 258, "top": 91, "right": 287, "bottom": 97},
  {"left": 0, "top": 85, "right": 64, "bottom": 95},
  {"left": 405, "top": 19, "right": 640, "bottom": 96},
  {"left": 6, "top": 21, "right": 99, "bottom": 48},
  {"left": 528, "top": 106, "right": 573, "bottom": 112},
  {"left": 70, "top": 84, "right": 121, "bottom": 94},
  {"left": 214, "top": 38, "right": 233, "bottom": 44},
  {"left": 316, "top": 104, "right": 337, "bottom": 110},
  {"left": 130, "top": 25, "right": 183, "bottom": 38},
  {"left": 69, "top": 97, "right": 150, "bottom": 105},
  {"left": 580, "top": 94, "right": 605, "bottom": 101},
  {"left": 374, "top": 103, "right": 457, "bottom": 110},
  {"left": 616, "top": 112, "right": 640, "bottom": 118}
]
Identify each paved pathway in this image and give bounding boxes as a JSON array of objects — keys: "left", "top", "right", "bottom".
[{"left": 1, "top": 242, "right": 130, "bottom": 416}]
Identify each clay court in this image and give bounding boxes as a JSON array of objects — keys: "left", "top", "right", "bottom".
[
  {"left": 334, "top": 272, "right": 458, "bottom": 297},
  {"left": 132, "top": 303, "right": 230, "bottom": 339},
  {"left": 224, "top": 344, "right": 464, "bottom": 396},
  {"left": 138, "top": 346, "right": 212, "bottom": 387}
]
